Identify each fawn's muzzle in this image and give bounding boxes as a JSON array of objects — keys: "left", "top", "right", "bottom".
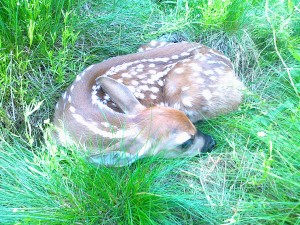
[{"left": 197, "top": 130, "right": 216, "bottom": 153}]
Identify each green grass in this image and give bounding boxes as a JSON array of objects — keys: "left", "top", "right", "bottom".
[{"left": 1, "top": 0, "right": 300, "bottom": 224}]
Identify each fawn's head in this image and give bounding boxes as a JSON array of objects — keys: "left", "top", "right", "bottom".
[{"left": 95, "top": 77, "right": 215, "bottom": 163}]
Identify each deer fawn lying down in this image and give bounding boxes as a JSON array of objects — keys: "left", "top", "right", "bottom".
[{"left": 52, "top": 41, "right": 245, "bottom": 166}]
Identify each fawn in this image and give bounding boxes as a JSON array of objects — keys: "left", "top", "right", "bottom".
[{"left": 52, "top": 41, "right": 245, "bottom": 166}]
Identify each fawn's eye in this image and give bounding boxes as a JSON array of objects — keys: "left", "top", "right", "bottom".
[
  {"left": 180, "top": 135, "right": 195, "bottom": 149},
  {"left": 173, "top": 132, "right": 191, "bottom": 145}
]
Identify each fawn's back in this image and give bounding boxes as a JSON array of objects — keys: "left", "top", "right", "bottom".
[{"left": 93, "top": 41, "right": 245, "bottom": 122}]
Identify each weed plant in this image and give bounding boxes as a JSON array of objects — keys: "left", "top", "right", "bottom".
[{"left": 0, "top": 0, "right": 299, "bottom": 224}]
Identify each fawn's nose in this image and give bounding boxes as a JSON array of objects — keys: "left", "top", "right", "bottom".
[{"left": 197, "top": 130, "right": 216, "bottom": 153}]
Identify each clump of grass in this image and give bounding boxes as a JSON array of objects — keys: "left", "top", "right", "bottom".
[
  {"left": 0, "top": 0, "right": 84, "bottom": 140},
  {"left": 0, "top": 131, "right": 226, "bottom": 224},
  {"left": 73, "top": 0, "right": 163, "bottom": 62},
  {"left": 0, "top": 0, "right": 76, "bottom": 51}
]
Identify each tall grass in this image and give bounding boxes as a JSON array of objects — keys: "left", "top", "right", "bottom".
[
  {"left": 0, "top": 132, "right": 224, "bottom": 224},
  {"left": 0, "top": 0, "right": 300, "bottom": 224}
]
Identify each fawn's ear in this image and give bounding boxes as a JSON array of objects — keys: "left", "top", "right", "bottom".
[{"left": 97, "top": 76, "right": 145, "bottom": 114}]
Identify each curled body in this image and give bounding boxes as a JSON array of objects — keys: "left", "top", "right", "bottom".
[{"left": 52, "top": 41, "right": 245, "bottom": 166}]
